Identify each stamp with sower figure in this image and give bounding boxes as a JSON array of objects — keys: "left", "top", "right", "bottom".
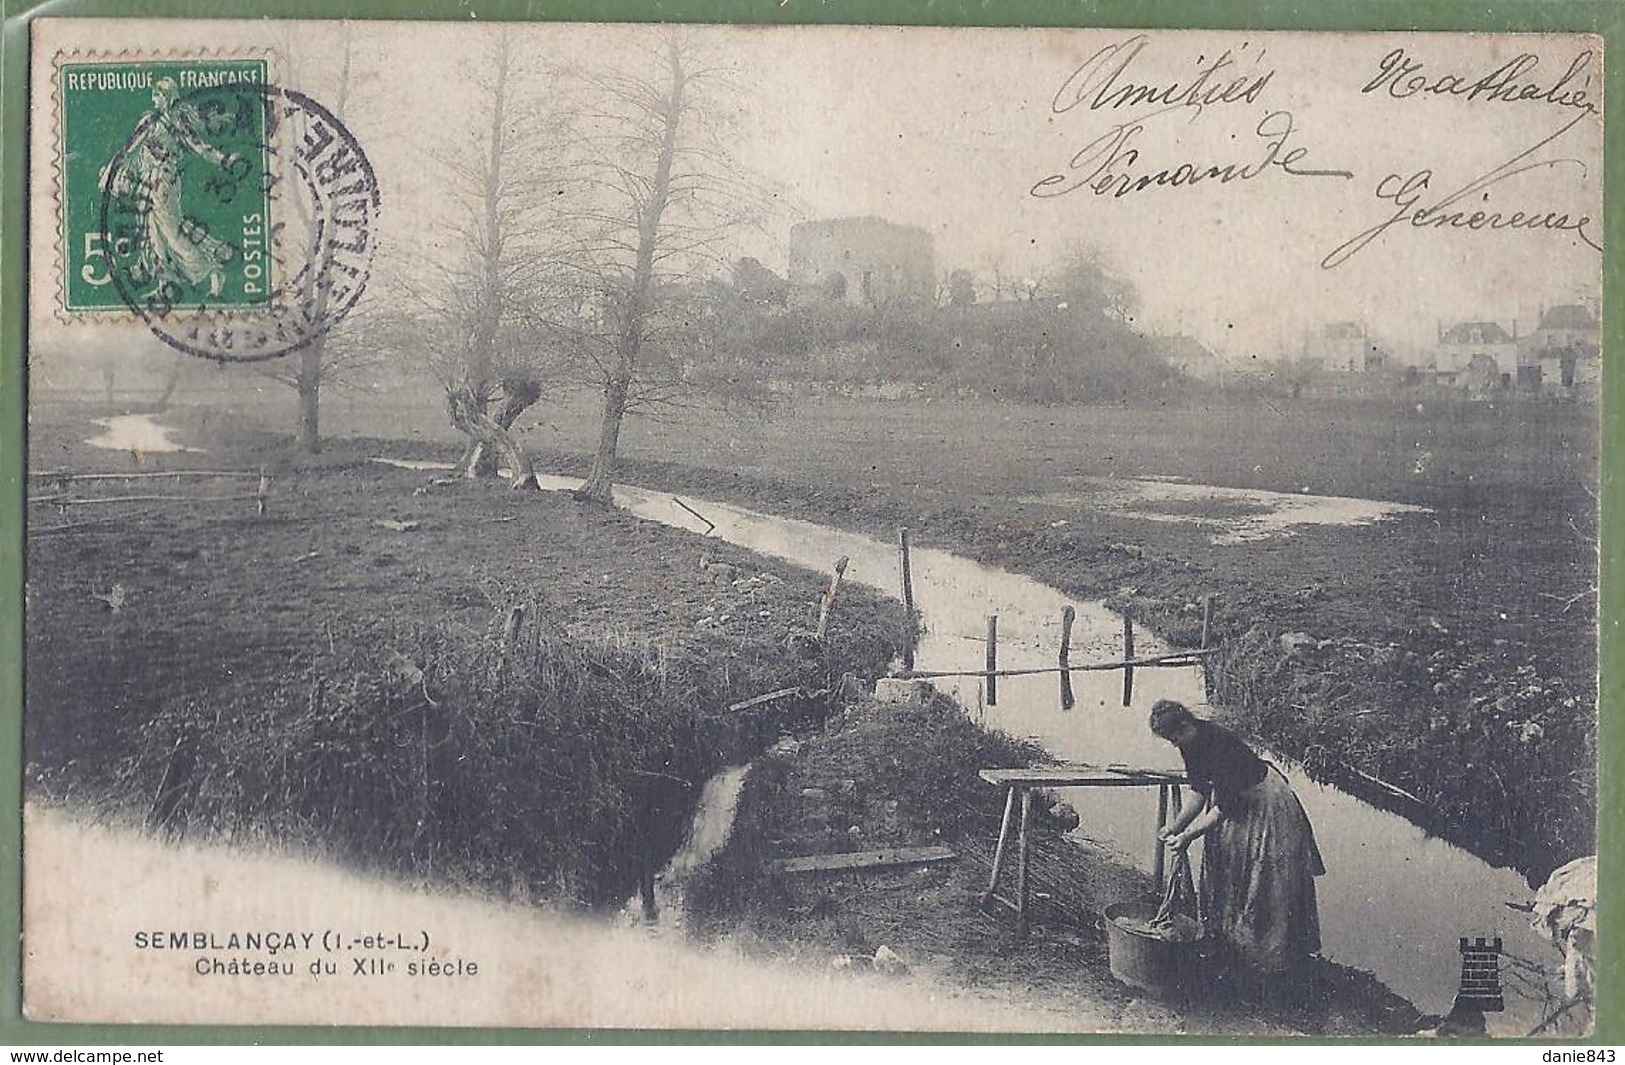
[{"left": 58, "top": 55, "right": 379, "bottom": 362}]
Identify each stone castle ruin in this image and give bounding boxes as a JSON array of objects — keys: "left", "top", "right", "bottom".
[{"left": 788, "top": 217, "right": 934, "bottom": 307}]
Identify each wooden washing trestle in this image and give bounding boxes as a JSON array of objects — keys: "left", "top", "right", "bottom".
[{"left": 978, "top": 764, "right": 1188, "bottom": 937}]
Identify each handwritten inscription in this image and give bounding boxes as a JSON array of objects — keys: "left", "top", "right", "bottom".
[
  {"left": 1033, "top": 110, "right": 1351, "bottom": 200},
  {"left": 1032, "top": 35, "right": 1601, "bottom": 269},
  {"left": 1033, "top": 34, "right": 1350, "bottom": 201},
  {"left": 1324, "top": 50, "right": 1601, "bottom": 268},
  {"left": 1050, "top": 34, "right": 1273, "bottom": 122},
  {"left": 1362, "top": 47, "right": 1599, "bottom": 117}
]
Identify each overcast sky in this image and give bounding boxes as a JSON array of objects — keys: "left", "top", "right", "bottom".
[{"left": 32, "top": 21, "right": 1603, "bottom": 363}]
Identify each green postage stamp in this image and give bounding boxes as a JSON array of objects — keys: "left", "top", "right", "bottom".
[
  {"left": 48, "top": 48, "right": 379, "bottom": 363},
  {"left": 57, "top": 58, "right": 273, "bottom": 313}
]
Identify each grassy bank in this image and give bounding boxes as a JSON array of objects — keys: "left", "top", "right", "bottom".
[
  {"left": 24, "top": 404, "right": 909, "bottom": 906},
  {"left": 578, "top": 449, "right": 1593, "bottom": 882},
  {"left": 685, "top": 690, "right": 1429, "bottom": 1036},
  {"left": 53, "top": 386, "right": 1596, "bottom": 879},
  {"left": 183, "top": 386, "right": 1594, "bottom": 881}
]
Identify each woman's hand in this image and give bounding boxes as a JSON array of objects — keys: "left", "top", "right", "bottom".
[{"left": 1164, "top": 832, "right": 1191, "bottom": 852}]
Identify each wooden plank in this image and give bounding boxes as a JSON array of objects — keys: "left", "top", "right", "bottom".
[
  {"left": 40, "top": 494, "right": 262, "bottom": 506},
  {"left": 671, "top": 496, "right": 716, "bottom": 536},
  {"left": 725, "top": 686, "right": 809, "bottom": 714},
  {"left": 1122, "top": 615, "right": 1135, "bottom": 706},
  {"left": 815, "top": 557, "right": 849, "bottom": 640},
  {"left": 28, "top": 469, "right": 262, "bottom": 481},
  {"left": 979, "top": 765, "right": 1186, "bottom": 787},
  {"left": 903, "top": 649, "right": 1216, "bottom": 682},
  {"left": 1016, "top": 789, "right": 1033, "bottom": 935},
  {"left": 898, "top": 528, "right": 915, "bottom": 673},
  {"left": 769, "top": 845, "right": 957, "bottom": 876},
  {"left": 983, "top": 786, "right": 1017, "bottom": 902}
]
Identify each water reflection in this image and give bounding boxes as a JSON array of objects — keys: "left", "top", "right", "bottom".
[{"left": 547, "top": 476, "right": 1564, "bottom": 1033}]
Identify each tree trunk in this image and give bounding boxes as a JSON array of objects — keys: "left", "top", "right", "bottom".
[
  {"left": 579, "top": 41, "right": 685, "bottom": 505},
  {"left": 446, "top": 382, "right": 538, "bottom": 490},
  {"left": 576, "top": 372, "right": 630, "bottom": 503},
  {"left": 448, "top": 40, "right": 512, "bottom": 479},
  {"left": 296, "top": 338, "right": 325, "bottom": 453}
]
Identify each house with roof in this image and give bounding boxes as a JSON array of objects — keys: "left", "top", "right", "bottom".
[
  {"left": 1522, "top": 303, "right": 1601, "bottom": 394},
  {"left": 1313, "top": 321, "right": 1386, "bottom": 373},
  {"left": 1433, "top": 321, "right": 1520, "bottom": 391}
]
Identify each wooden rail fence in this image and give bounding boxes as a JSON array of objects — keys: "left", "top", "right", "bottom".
[
  {"left": 28, "top": 468, "right": 272, "bottom": 531},
  {"left": 890, "top": 526, "right": 1215, "bottom": 710}
]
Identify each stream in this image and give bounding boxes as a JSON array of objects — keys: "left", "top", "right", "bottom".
[
  {"left": 71, "top": 418, "right": 1568, "bottom": 1030},
  {"left": 518, "top": 472, "right": 1566, "bottom": 1034}
]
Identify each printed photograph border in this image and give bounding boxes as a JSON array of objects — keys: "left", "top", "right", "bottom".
[{"left": 1, "top": 0, "right": 1619, "bottom": 1048}]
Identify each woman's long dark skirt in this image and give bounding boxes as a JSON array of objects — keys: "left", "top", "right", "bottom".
[{"left": 1200, "top": 766, "right": 1326, "bottom": 973}]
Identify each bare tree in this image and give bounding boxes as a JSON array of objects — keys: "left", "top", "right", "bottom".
[
  {"left": 413, "top": 31, "right": 573, "bottom": 488},
  {"left": 256, "top": 26, "right": 381, "bottom": 453},
  {"left": 560, "top": 30, "right": 766, "bottom": 503}
]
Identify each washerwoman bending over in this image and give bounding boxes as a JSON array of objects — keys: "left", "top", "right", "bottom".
[{"left": 1149, "top": 698, "right": 1326, "bottom": 991}]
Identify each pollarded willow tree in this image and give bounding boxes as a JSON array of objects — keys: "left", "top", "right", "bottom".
[
  {"left": 413, "top": 31, "right": 576, "bottom": 488},
  {"left": 557, "top": 29, "right": 770, "bottom": 504}
]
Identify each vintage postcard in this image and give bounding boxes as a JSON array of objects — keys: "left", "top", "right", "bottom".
[{"left": 20, "top": 18, "right": 1603, "bottom": 1037}]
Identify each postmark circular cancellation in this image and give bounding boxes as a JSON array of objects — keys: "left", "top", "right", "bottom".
[{"left": 90, "top": 66, "right": 379, "bottom": 363}]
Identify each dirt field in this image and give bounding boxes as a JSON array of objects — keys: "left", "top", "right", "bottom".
[
  {"left": 226, "top": 384, "right": 1596, "bottom": 880},
  {"left": 24, "top": 401, "right": 909, "bottom": 905},
  {"left": 21, "top": 386, "right": 1596, "bottom": 1032},
  {"left": 66, "top": 382, "right": 1593, "bottom": 877}
]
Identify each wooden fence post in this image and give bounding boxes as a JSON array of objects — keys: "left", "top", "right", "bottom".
[
  {"left": 1154, "top": 783, "right": 1170, "bottom": 894},
  {"left": 1059, "top": 605, "right": 1076, "bottom": 711},
  {"left": 985, "top": 614, "right": 999, "bottom": 707},
  {"left": 1200, "top": 594, "right": 1214, "bottom": 650},
  {"left": 898, "top": 528, "right": 916, "bottom": 674},
  {"left": 816, "top": 556, "right": 849, "bottom": 641},
  {"left": 1122, "top": 614, "right": 1135, "bottom": 707}
]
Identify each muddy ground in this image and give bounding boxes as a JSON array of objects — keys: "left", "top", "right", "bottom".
[
  {"left": 24, "top": 404, "right": 910, "bottom": 905},
  {"left": 103, "top": 387, "right": 1598, "bottom": 877},
  {"left": 685, "top": 690, "right": 1430, "bottom": 1036},
  {"left": 21, "top": 398, "right": 1438, "bottom": 1035}
]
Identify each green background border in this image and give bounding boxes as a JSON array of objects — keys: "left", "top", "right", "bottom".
[{"left": 1, "top": 0, "right": 1618, "bottom": 1047}]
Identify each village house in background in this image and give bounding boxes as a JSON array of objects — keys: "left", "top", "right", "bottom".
[
  {"left": 1425, "top": 305, "right": 1600, "bottom": 396},
  {"left": 1525, "top": 303, "right": 1603, "bottom": 394},
  {"left": 789, "top": 216, "right": 935, "bottom": 307},
  {"left": 1432, "top": 321, "right": 1521, "bottom": 391},
  {"left": 1308, "top": 321, "right": 1387, "bottom": 374}
]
